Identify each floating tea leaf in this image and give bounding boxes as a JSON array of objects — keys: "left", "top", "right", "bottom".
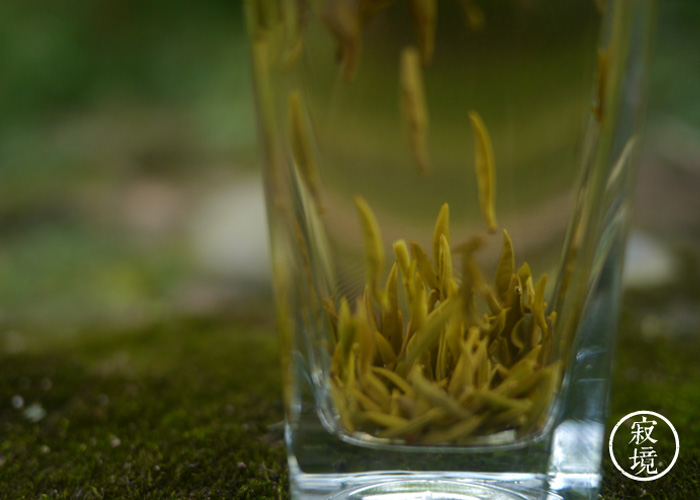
[
  {"left": 408, "top": 0, "right": 437, "bottom": 65},
  {"left": 469, "top": 111, "right": 498, "bottom": 232},
  {"left": 400, "top": 47, "right": 431, "bottom": 175},
  {"left": 322, "top": 0, "right": 362, "bottom": 81},
  {"left": 458, "top": 0, "right": 485, "bottom": 32}
]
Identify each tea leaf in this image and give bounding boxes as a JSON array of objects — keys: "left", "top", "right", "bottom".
[
  {"left": 363, "top": 285, "right": 379, "bottom": 333},
  {"left": 400, "top": 47, "right": 431, "bottom": 175},
  {"left": 359, "top": 0, "right": 396, "bottom": 24},
  {"left": 322, "top": 0, "right": 362, "bottom": 81},
  {"left": 447, "top": 342, "right": 472, "bottom": 396},
  {"left": 517, "top": 263, "right": 534, "bottom": 312},
  {"left": 511, "top": 344, "right": 542, "bottom": 372},
  {"left": 486, "top": 407, "right": 527, "bottom": 429},
  {"left": 355, "top": 195, "right": 389, "bottom": 308},
  {"left": 457, "top": 0, "right": 485, "bottom": 32},
  {"left": 532, "top": 274, "right": 548, "bottom": 335},
  {"left": 375, "top": 331, "right": 397, "bottom": 366},
  {"left": 438, "top": 234, "right": 454, "bottom": 299},
  {"left": 373, "top": 366, "right": 414, "bottom": 396},
  {"left": 408, "top": 273, "right": 428, "bottom": 337},
  {"left": 444, "top": 314, "right": 464, "bottom": 362},
  {"left": 393, "top": 239, "right": 415, "bottom": 303},
  {"left": 362, "top": 410, "right": 409, "bottom": 429},
  {"left": 474, "top": 339, "right": 490, "bottom": 388},
  {"left": 408, "top": 0, "right": 437, "bottom": 65},
  {"left": 381, "top": 262, "right": 403, "bottom": 352},
  {"left": 472, "top": 390, "right": 532, "bottom": 412},
  {"left": 353, "top": 387, "right": 383, "bottom": 412},
  {"left": 378, "top": 407, "right": 446, "bottom": 439},
  {"left": 438, "top": 322, "right": 454, "bottom": 381},
  {"left": 404, "top": 296, "right": 460, "bottom": 369},
  {"left": 523, "top": 363, "right": 561, "bottom": 429},
  {"left": 509, "top": 316, "right": 528, "bottom": 356},
  {"left": 410, "top": 241, "right": 440, "bottom": 290},
  {"left": 506, "top": 365, "right": 552, "bottom": 399},
  {"left": 336, "top": 297, "right": 353, "bottom": 364},
  {"left": 423, "top": 414, "right": 483, "bottom": 444},
  {"left": 331, "top": 380, "right": 356, "bottom": 432},
  {"left": 409, "top": 366, "right": 470, "bottom": 419},
  {"left": 354, "top": 297, "right": 376, "bottom": 374},
  {"left": 495, "top": 229, "right": 514, "bottom": 301},
  {"left": 432, "top": 203, "right": 450, "bottom": 269},
  {"left": 345, "top": 345, "right": 358, "bottom": 398},
  {"left": 468, "top": 111, "right": 498, "bottom": 232},
  {"left": 427, "top": 288, "right": 440, "bottom": 313},
  {"left": 493, "top": 358, "right": 538, "bottom": 396},
  {"left": 361, "top": 370, "right": 391, "bottom": 410},
  {"left": 488, "top": 306, "right": 508, "bottom": 344}
]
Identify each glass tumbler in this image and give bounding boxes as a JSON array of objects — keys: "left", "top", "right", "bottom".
[{"left": 244, "top": 1, "right": 655, "bottom": 498}]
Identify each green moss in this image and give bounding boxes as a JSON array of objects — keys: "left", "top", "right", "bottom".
[
  {"left": 599, "top": 288, "right": 700, "bottom": 499},
  {"left": 2, "top": 293, "right": 699, "bottom": 498},
  {"left": 0, "top": 316, "right": 289, "bottom": 499}
]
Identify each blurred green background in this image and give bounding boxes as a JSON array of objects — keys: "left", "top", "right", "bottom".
[
  {"left": 1, "top": 2, "right": 266, "bottom": 338},
  {"left": 0, "top": 1, "right": 699, "bottom": 498}
]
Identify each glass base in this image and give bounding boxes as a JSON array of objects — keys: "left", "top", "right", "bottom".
[
  {"left": 285, "top": 215, "right": 626, "bottom": 500},
  {"left": 288, "top": 420, "right": 605, "bottom": 499},
  {"left": 290, "top": 468, "right": 600, "bottom": 500}
]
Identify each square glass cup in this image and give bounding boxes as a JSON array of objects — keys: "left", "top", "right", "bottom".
[{"left": 245, "top": 1, "right": 655, "bottom": 498}]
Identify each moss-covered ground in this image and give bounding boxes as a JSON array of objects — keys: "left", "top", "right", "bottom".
[
  {"left": 1, "top": 293, "right": 699, "bottom": 499},
  {"left": 0, "top": 307, "right": 287, "bottom": 499}
]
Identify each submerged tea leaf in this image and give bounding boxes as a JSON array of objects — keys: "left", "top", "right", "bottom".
[
  {"left": 469, "top": 111, "right": 498, "bottom": 232},
  {"left": 404, "top": 296, "right": 460, "bottom": 369},
  {"left": 410, "top": 241, "right": 440, "bottom": 290},
  {"left": 322, "top": 0, "right": 362, "bottom": 81},
  {"left": 408, "top": 365, "right": 470, "bottom": 419},
  {"left": 495, "top": 229, "right": 514, "bottom": 301},
  {"left": 381, "top": 262, "right": 403, "bottom": 352},
  {"left": 432, "top": 203, "right": 450, "bottom": 269},
  {"left": 423, "top": 414, "right": 483, "bottom": 444},
  {"left": 363, "top": 410, "right": 409, "bottom": 429},
  {"left": 355, "top": 195, "right": 388, "bottom": 308},
  {"left": 408, "top": 0, "right": 437, "bottom": 65},
  {"left": 375, "top": 331, "right": 397, "bottom": 365},
  {"left": 359, "top": 0, "right": 397, "bottom": 23},
  {"left": 400, "top": 47, "right": 431, "bottom": 175},
  {"left": 532, "top": 274, "right": 548, "bottom": 336},
  {"left": 329, "top": 189, "right": 558, "bottom": 443},
  {"left": 457, "top": 0, "right": 485, "bottom": 32},
  {"left": 378, "top": 407, "right": 445, "bottom": 439},
  {"left": 373, "top": 366, "right": 414, "bottom": 396},
  {"left": 438, "top": 234, "right": 455, "bottom": 298}
]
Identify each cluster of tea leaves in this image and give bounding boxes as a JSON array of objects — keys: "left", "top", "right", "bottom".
[
  {"left": 324, "top": 197, "right": 560, "bottom": 445},
  {"left": 316, "top": 8, "right": 561, "bottom": 443},
  {"left": 251, "top": 0, "right": 562, "bottom": 445}
]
